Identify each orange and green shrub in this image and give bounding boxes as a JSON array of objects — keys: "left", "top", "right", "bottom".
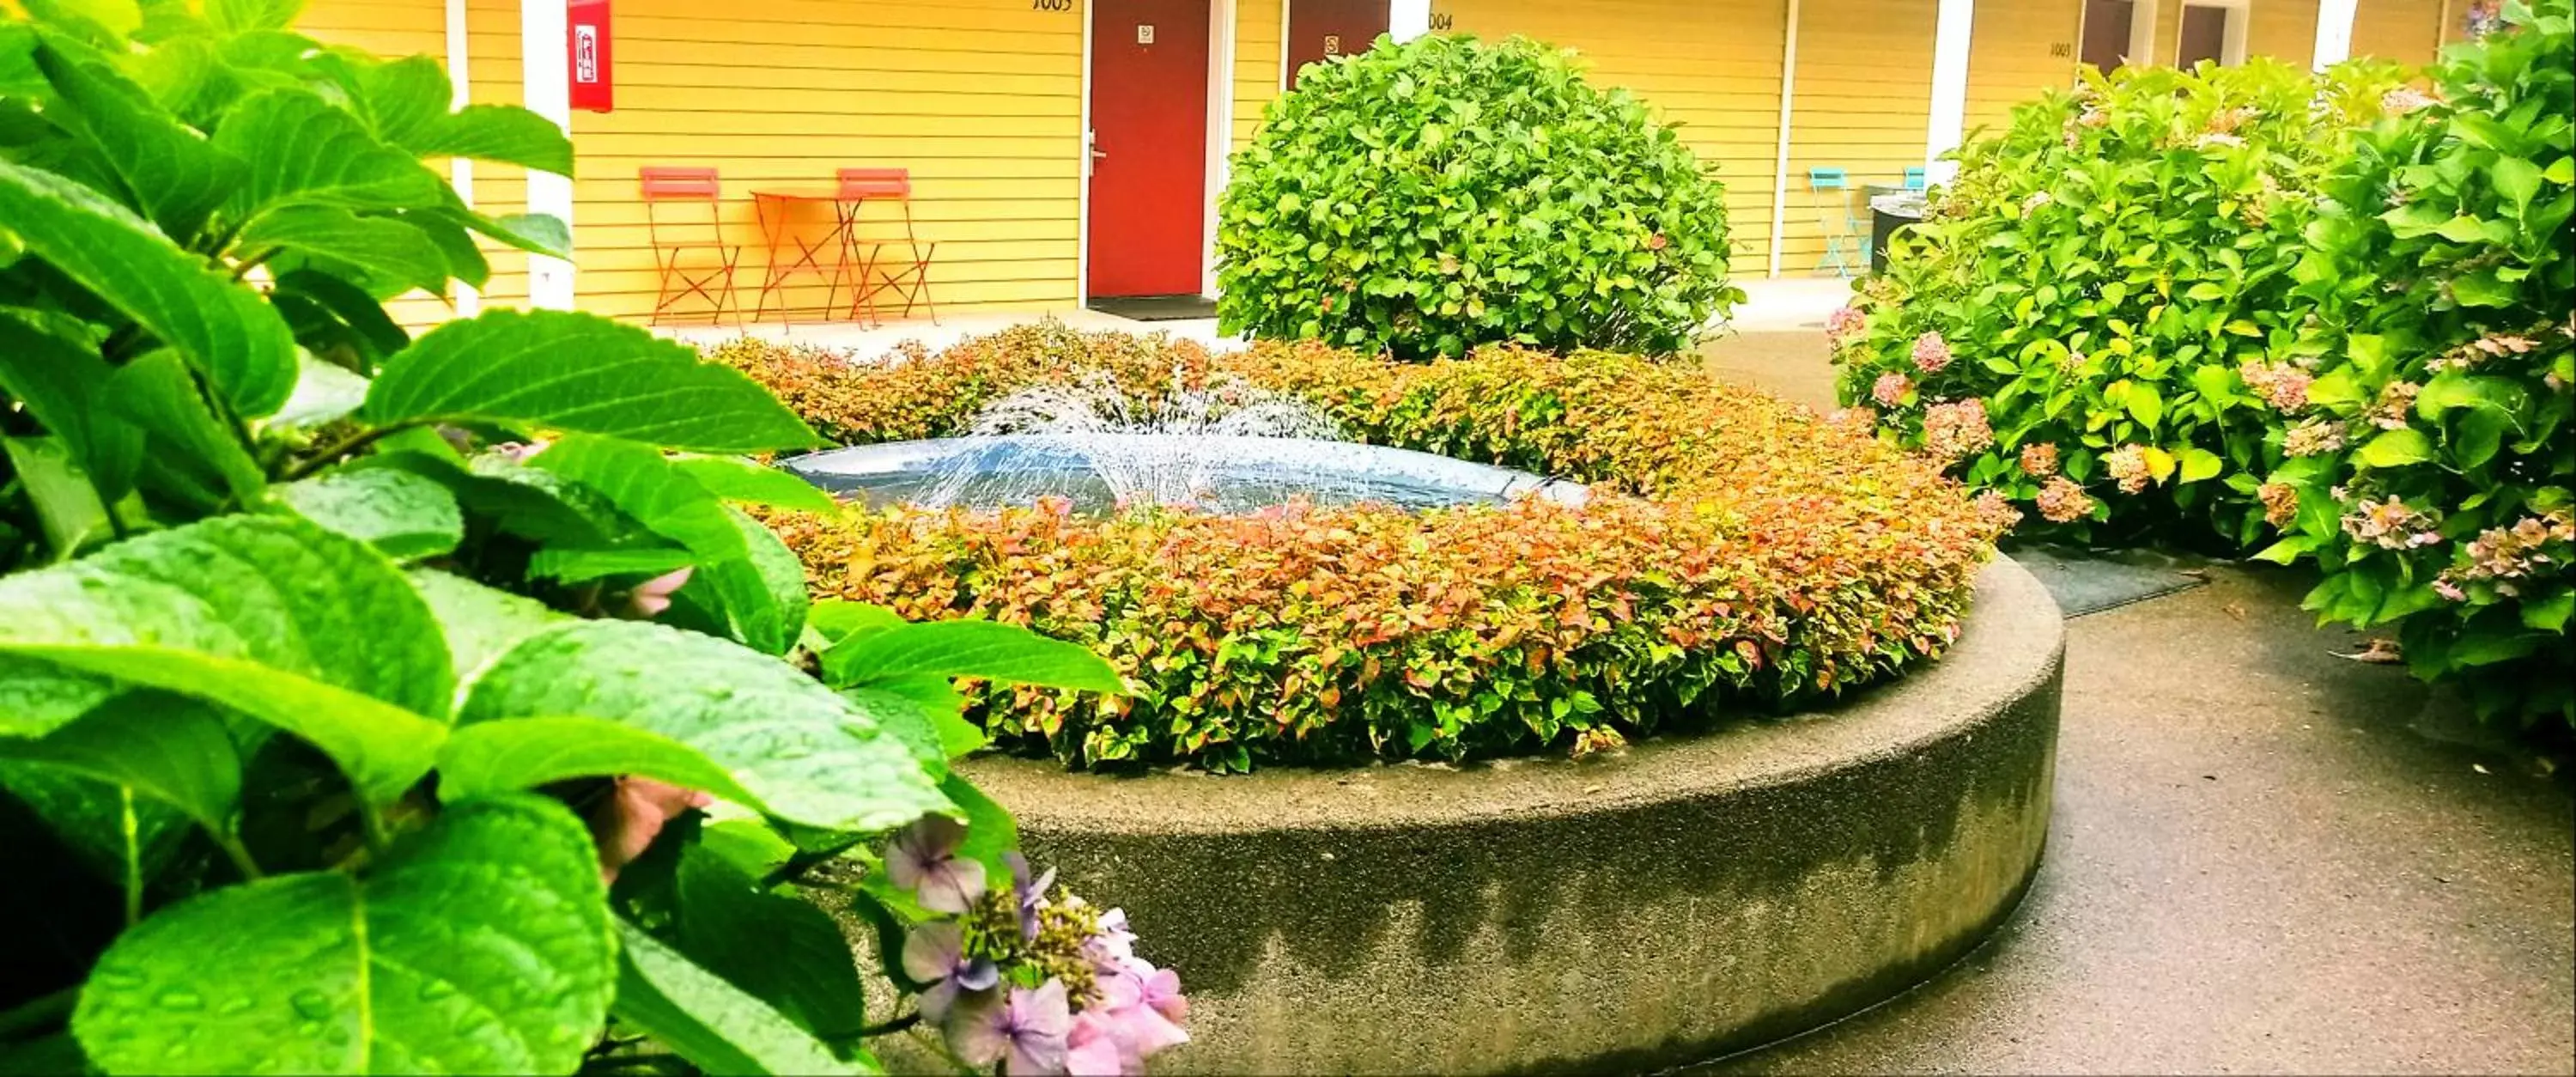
[{"left": 722, "top": 326, "right": 2008, "bottom": 770}]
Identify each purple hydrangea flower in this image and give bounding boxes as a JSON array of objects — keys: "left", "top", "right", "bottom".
[
  {"left": 1005, "top": 852, "right": 1057, "bottom": 940},
  {"left": 900, "top": 922, "right": 998, "bottom": 1023},
  {"left": 948, "top": 981, "right": 1072, "bottom": 1075},
  {"left": 886, "top": 816, "right": 987, "bottom": 914}
]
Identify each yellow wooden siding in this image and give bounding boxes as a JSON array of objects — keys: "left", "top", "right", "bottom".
[
  {"left": 1430, "top": 0, "right": 1788, "bottom": 276},
  {"left": 2247, "top": 0, "right": 2319, "bottom": 65},
  {"left": 2351, "top": 0, "right": 2444, "bottom": 62},
  {"left": 1786, "top": 0, "right": 1935, "bottom": 273},
  {"left": 545, "top": 0, "right": 1084, "bottom": 321},
  {"left": 1234, "top": 0, "right": 1285, "bottom": 152},
  {"left": 1965, "top": 0, "right": 2081, "bottom": 137}
]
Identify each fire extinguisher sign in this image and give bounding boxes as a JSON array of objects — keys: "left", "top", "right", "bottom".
[{"left": 568, "top": 0, "right": 613, "bottom": 113}]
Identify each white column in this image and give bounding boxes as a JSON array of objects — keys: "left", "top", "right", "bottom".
[
  {"left": 1765, "top": 0, "right": 1802, "bottom": 278},
  {"left": 520, "top": 0, "right": 574, "bottom": 310},
  {"left": 2312, "top": 0, "right": 2359, "bottom": 68},
  {"left": 446, "top": 0, "right": 481, "bottom": 316},
  {"left": 1390, "top": 0, "right": 1432, "bottom": 41},
  {"left": 1923, "top": 0, "right": 1974, "bottom": 186}
]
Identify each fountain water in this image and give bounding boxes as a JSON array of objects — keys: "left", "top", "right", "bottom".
[{"left": 781, "top": 371, "right": 1586, "bottom": 514}]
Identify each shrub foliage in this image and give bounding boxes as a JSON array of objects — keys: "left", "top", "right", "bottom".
[
  {"left": 1838, "top": 2, "right": 2573, "bottom": 729},
  {"left": 721, "top": 327, "right": 2007, "bottom": 772},
  {"left": 1215, "top": 34, "right": 1742, "bottom": 360},
  {"left": 0, "top": 8, "right": 1161, "bottom": 1074},
  {"left": 2272, "top": 0, "right": 2574, "bottom": 722}
]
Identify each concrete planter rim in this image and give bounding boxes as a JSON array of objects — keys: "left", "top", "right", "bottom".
[{"left": 964, "top": 555, "right": 2063, "bottom": 835}]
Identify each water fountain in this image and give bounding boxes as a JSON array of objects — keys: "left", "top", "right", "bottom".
[{"left": 780, "top": 373, "right": 1587, "bottom": 513}]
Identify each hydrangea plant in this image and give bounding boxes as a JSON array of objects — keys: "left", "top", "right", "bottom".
[
  {"left": 1829, "top": 58, "right": 2404, "bottom": 547},
  {"left": 2264, "top": 0, "right": 2573, "bottom": 727},
  {"left": 0, "top": 4, "right": 1183, "bottom": 1074},
  {"left": 1216, "top": 33, "right": 1741, "bottom": 360}
]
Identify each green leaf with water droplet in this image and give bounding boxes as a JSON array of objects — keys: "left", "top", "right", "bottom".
[
  {"left": 821, "top": 618, "right": 1127, "bottom": 695},
  {"left": 456, "top": 620, "right": 948, "bottom": 834},
  {"left": 71, "top": 794, "right": 616, "bottom": 1076},
  {"left": 610, "top": 920, "right": 866, "bottom": 1077},
  {"left": 671, "top": 844, "right": 870, "bottom": 1040},
  {"left": 361, "top": 311, "right": 822, "bottom": 454},
  {"left": 0, "top": 515, "right": 453, "bottom": 801},
  {"left": 437, "top": 716, "right": 760, "bottom": 808},
  {"left": 270, "top": 468, "right": 464, "bottom": 561},
  {"left": 0, "top": 691, "right": 240, "bottom": 837}
]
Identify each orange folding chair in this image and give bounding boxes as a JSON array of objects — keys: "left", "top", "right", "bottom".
[
  {"left": 640, "top": 167, "right": 743, "bottom": 326},
  {"left": 837, "top": 167, "right": 939, "bottom": 326}
]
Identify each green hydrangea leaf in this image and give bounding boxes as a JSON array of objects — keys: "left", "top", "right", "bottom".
[
  {"left": 238, "top": 204, "right": 454, "bottom": 297},
  {"left": 436, "top": 716, "right": 759, "bottom": 809},
  {"left": 106, "top": 349, "right": 268, "bottom": 509},
  {"left": 2355, "top": 428, "right": 2435, "bottom": 468},
  {"left": 404, "top": 569, "right": 570, "bottom": 685},
  {"left": 70, "top": 794, "right": 615, "bottom": 1076},
  {"left": 456, "top": 620, "right": 949, "bottom": 833},
  {"left": 0, "top": 515, "right": 453, "bottom": 800},
  {"left": 0, "top": 313, "right": 143, "bottom": 500},
  {"left": 212, "top": 88, "right": 447, "bottom": 217},
  {"left": 270, "top": 468, "right": 465, "bottom": 561},
  {"left": 671, "top": 844, "right": 871, "bottom": 1039},
  {"left": 30, "top": 33, "right": 244, "bottom": 240},
  {"left": 361, "top": 311, "right": 820, "bottom": 453},
  {"left": 406, "top": 105, "right": 574, "bottom": 176},
  {"left": 0, "top": 691, "right": 240, "bottom": 836},
  {"left": 610, "top": 920, "right": 866, "bottom": 1077},
  {"left": 0, "top": 159, "right": 297, "bottom": 417},
  {"left": 823, "top": 619, "right": 1127, "bottom": 695},
  {"left": 673, "top": 455, "right": 841, "bottom": 514}
]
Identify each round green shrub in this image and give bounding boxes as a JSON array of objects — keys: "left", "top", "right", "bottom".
[{"left": 1216, "top": 34, "right": 1742, "bottom": 360}]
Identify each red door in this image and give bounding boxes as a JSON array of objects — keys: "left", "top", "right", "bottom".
[
  {"left": 1088, "top": 0, "right": 1212, "bottom": 298},
  {"left": 1286, "top": 0, "right": 1391, "bottom": 88}
]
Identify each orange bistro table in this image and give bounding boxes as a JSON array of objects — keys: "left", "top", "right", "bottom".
[{"left": 750, "top": 186, "right": 869, "bottom": 325}]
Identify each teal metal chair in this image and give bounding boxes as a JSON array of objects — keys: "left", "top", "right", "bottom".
[
  {"left": 1807, "top": 167, "right": 1863, "bottom": 278},
  {"left": 1904, "top": 166, "right": 1929, "bottom": 191}
]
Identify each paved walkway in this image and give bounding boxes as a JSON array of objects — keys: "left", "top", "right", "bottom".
[{"left": 1696, "top": 331, "right": 2576, "bottom": 1075}]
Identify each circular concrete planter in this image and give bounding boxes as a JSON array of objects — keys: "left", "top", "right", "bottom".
[{"left": 960, "top": 558, "right": 2065, "bottom": 1074}]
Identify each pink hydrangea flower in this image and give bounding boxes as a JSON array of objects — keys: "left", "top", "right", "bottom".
[
  {"left": 1871, "top": 372, "right": 1914, "bottom": 408},
  {"left": 2105, "top": 444, "right": 2153, "bottom": 494},
  {"left": 1921, "top": 399, "right": 1994, "bottom": 461},
  {"left": 589, "top": 777, "right": 712, "bottom": 883},
  {"left": 623, "top": 566, "right": 694, "bottom": 619},
  {"left": 2019, "top": 442, "right": 2060, "bottom": 477},
  {"left": 1826, "top": 305, "right": 1866, "bottom": 347},
  {"left": 1911, "top": 332, "right": 1953, "bottom": 374},
  {"left": 2259, "top": 482, "right": 2300, "bottom": 527},
  {"left": 2036, "top": 476, "right": 2095, "bottom": 523}
]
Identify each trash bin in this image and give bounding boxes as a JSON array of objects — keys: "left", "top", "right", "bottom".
[{"left": 1868, "top": 192, "right": 1926, "bottom": 277}]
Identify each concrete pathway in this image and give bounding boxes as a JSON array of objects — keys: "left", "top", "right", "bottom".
[{"left": 1694, "top": 330, "right": 2576, "bottom": 1075}]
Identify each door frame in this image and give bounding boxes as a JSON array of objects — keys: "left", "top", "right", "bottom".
[
  {"left": 1078, "top": 0, "right": 1238, "bottom": 304},
  {"left": 2172, "top": 0, "right": 2251, "bottom": 66}
]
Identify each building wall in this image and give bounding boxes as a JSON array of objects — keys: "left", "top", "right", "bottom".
[
  {"left": 1429, "top": 0, "right": 1788, "bottom": 276},
  {"left": 1235, "top": 1, "right": 1285, "bottom": 152},
  {"left": 536, "top": 0, "right": 1085, "bottom": 321},
  {"left": 2246, "top": 0, "right": 2320, "bottom": 66},
  {"left": 2351, "top": 0, "right": 2445, "bottom": 61},
  {"left": 1785, "top": 0, "right": 1936, "bottom": 272},
  {"left": 1965, "top": 0, "right": 2084, "bottom": 137}
]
